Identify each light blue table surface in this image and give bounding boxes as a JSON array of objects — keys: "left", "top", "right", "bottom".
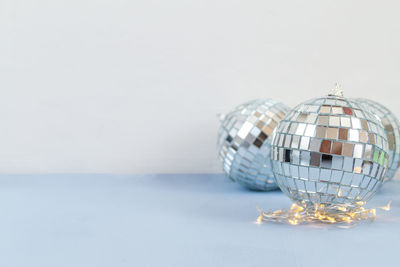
[{"left": 0, "top": 174, "right": 399, "bottom": 267}]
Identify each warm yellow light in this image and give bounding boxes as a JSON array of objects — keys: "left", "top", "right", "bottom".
[
  {"left": 379, "top": 201, "right": 391, "bottom": 211},
  {"left": 255, "top": 215, "right": 263, "bottom": 225},
  {"left": 256, "top": 201, "right": 391, "bottom": 226},
  {"left": 337, "top": 189, "right": 342, "bottom": 197}
]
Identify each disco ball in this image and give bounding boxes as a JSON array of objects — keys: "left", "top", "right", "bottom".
[
  {"left": 217, "top": 99, "right": 290, "bottom": 191},
  {"left": 354, "top": 98, "right": 400, "bottom": 180},
  {"left": 270, "top": 89, "right": 389, "bottom": 206}
]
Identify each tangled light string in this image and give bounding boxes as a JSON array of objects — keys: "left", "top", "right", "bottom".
[{"left": 256, "top": 201, "right": 391, "bottom": 226}]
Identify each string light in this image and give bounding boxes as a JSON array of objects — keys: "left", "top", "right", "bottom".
[{"left": 256, "top": 201, "right": 391, "bottom": 226}]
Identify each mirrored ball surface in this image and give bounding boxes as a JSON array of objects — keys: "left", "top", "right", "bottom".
[
  {"left": 354, "top": 98, "right": 400, "bottom": 180},
  {"left": 271, "top": 95, "right": 389, "bottom": 206},
  {"left": 218, "top": 99, "right": 290, "bottom": 191}
]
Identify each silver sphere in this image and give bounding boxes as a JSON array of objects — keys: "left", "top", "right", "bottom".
[
  {"left": 354, "top": 98, "right": 400, "bottom": 180},
  {"left": 271, "top": 92, "right": 389, "bottom": 206},
  {"left": 218, "top": 99, "right": 290, "bottom": 191}
]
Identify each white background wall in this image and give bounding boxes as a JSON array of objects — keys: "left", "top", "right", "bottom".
[{"left": 1, "top": 0, "right": 400, "bottom": 173}]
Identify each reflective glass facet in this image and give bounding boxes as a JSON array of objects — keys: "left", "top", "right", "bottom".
[
  {"left": 218, "top": 99, "right": 290, "bottom": 191},
  {"left": 271, "top": 95, "right": 390, "bottom": 205}
]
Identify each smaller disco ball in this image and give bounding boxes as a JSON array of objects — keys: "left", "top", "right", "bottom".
[
  {"left": 217, "top": 99, "right": 290, "bottom": 191},
  {"left": 354, "top": 98, "right": 400, "bottom": 180},
  {"left": 271, "top": 89, "right": 389, "bottom": 206}
]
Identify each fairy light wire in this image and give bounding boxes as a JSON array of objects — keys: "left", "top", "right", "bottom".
[{"left": 256, "top": 201, "right": 391, "bottom": 226}]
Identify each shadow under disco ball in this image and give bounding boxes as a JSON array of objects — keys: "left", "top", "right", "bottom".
[
  {"left": 270, "top": 88, "right": 389, "bottom": 206},
  {"left": 353, "top": 98, "right": 400, "bottom": 180},
  {"left": 217, "top": 99, "right": 290, "bottom": 191}
]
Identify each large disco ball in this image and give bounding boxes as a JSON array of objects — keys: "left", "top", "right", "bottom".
[
  {"left": 218, "top": 99, "right": 290, "bottom": 191},
  {"left": 270, "top": 90, "right": 389, "bottom": 206},
  {"left": 354, "top": 98, "right": 400, "bottom": 180}
]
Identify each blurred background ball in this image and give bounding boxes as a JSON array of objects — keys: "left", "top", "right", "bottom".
[
  {"left": 354, "top": 98, "right": 400, "bottom": 180},
  {"left": 217, "top": 99, "right": 290, "bottom": 191},
  {"left": 271, "top": 90, "right": 389, "bottom": 206}
]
